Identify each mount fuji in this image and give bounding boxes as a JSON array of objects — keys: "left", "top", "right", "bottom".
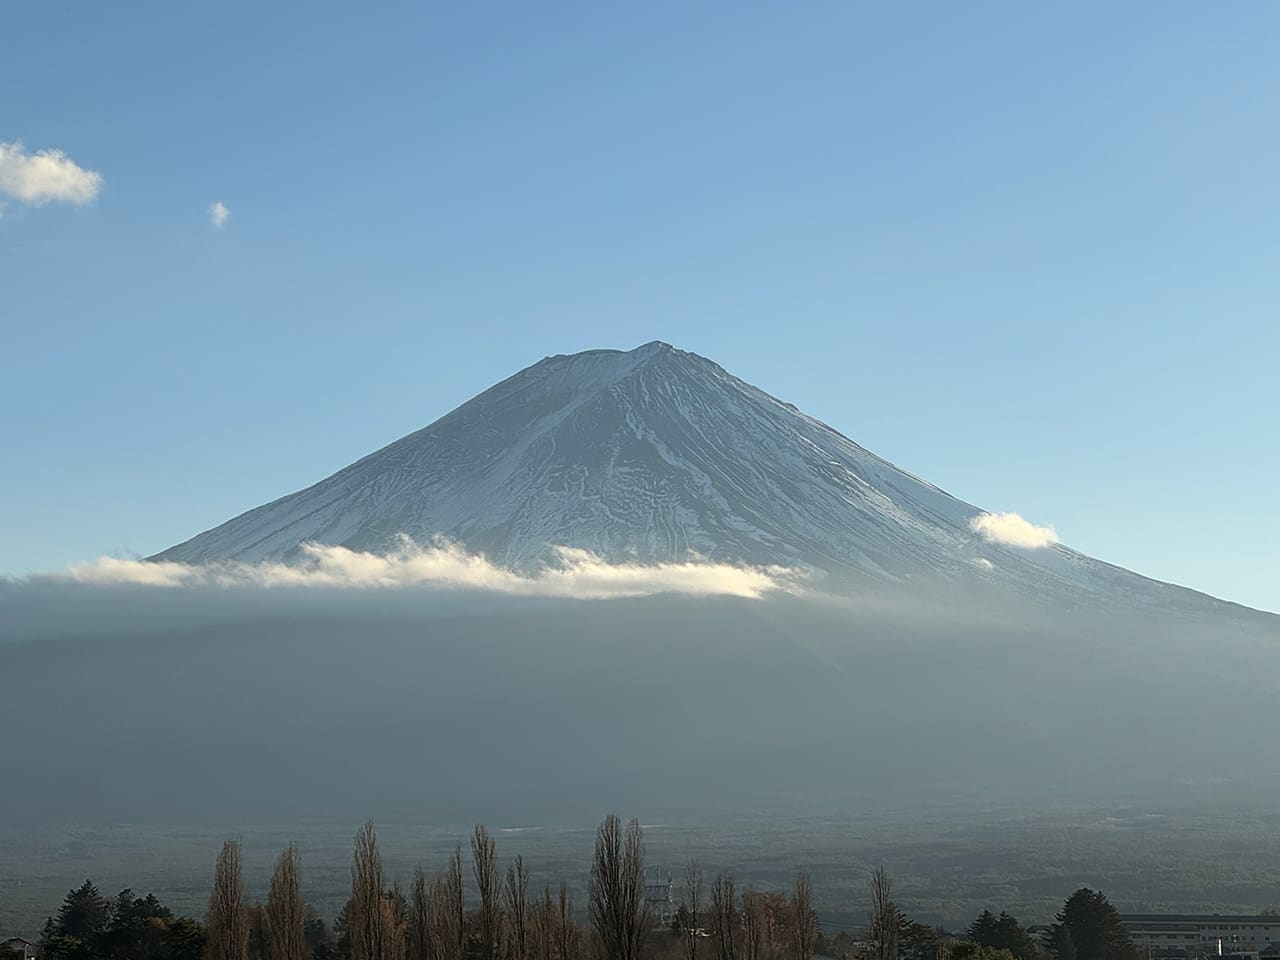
[
  {"left": 154, "top": 341, "right": 1262, "bottom": 620},
  {"left": 6, "top": 343, "right": 1279, "bottom": 826}
]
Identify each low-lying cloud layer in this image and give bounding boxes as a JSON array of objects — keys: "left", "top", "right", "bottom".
[
  {"left": 63, "top": 537, "right": 800, "bottom": 600},
  {"left": 969, "top": 511, "right": 1057, "bottom": 549},
  {"left": 0, "top": 141, "right": 102, "bottom": 206}
]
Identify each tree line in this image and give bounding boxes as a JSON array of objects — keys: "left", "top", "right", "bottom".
[
  {"left": 23, "top": 816, "right": 1141, "bottom": 960},
  {"left": 814, "top": 870, "right": 1140, "bottom": 960}
]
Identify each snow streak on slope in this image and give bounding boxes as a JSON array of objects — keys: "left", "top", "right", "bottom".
[{"left": 151, "top": 342, "right": 1262, "bottom": 617}]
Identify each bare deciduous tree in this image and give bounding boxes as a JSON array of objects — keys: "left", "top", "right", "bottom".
[
  {"left": 248, "top": 904, "right": 269, "bottom": 960},
  {"left": 472, "top": 826, "right": 501, "bottom": 960},
  {"left": 711, "top": 874, "right": 737, "bottom": 960},
  {"left": 740, "top": 889, "right": 768, "bottom": 960},
  {"left": 504, "top": 856, "right": 530, "bottom": 960},
  {"left": 426, "top": 853, "right": 462, "bottom": 960},
  {"left": 437, "top": 847, "right": 465, "bottom": 960},
  {"left": 682, "top": 862, "right": 703, "bottom": 960},
  {"left": 265, "top": 846, "right": 307, "bottom": 960},
  {"left": 589, "top": 815, "right": 647, "bottom": 960},
  {"left": 530, "top": 887, "right": 556, "bottom": 960},
  {"left": 426, "top": 877, "right": 450, "bottom": 960},
  {"left": 349, "top": 821, "right": 401, "bottom": 960},
  {"left": 383, "top": 882, "right": 407, "bottom": 960},
  {"left": 558, "top": 882, "right": 581, "bottom": 960},
  {"left": 869, "top": 867, "right": 899, "bottom": 960},
  {"left": 349, "top": 822, "right": 382, "bottom": 960},
  {"left": 207, "top": 840, "right": 249, "bottom": 960},
  {"left": 790, "top": 874, "right": 817, "bottom": 960},
  {"left": 408, "top": 868, "right": 431, "bottom": 960}
]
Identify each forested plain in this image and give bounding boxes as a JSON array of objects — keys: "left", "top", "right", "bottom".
[
  {"left": 6, "top": 817, "right": 1159, "bottom": 960},
  {"left": 5, "top": 803, "right": 1280, "bottom": 951}
]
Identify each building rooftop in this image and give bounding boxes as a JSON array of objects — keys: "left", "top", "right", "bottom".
[{"left": 1120, "top": 916, "right": 1280, "bottom": 924}]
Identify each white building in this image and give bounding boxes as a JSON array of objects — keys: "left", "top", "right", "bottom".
[{"left": 1120, "top": 915, "right": 1280, "bottom": 956}]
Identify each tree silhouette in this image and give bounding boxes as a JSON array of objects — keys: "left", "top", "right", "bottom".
[
  {"left": 505, "top": 855, "right": 530, "bottom": 960},
  {"left": 349, "top": 822, "right": 402, "bottom": 960},
  {"left": 681, "top": 862, "right": 704, "bottom": 960},
  {"left": 1056, "top": 889, "right": 1138, "bottom": 960},
  {"left": 869, "top": 869, "right": 899, "bottom": 960},
  {"left": 265, "top": 846, "right": 307, "bottom": 960},
  {"left": 472, "top": 826, "right": 501, "bottom": 960},
  {"left": 1045, "top": 925, "right": 1076, "bottom": 960},
  {"left": 710, "top": 874, "right": 737, "bottom": 960},
  {"left": 55, "top": 880, "right": 111, "bottom": 941},
  {"left": 589, "top": 815, "right": 647, "bottom": 960},
  {"left": 206, "top": 841, "right": 249, "bottom": 960},
  {"left": 968, "top": 912, "right": 1038, "bottom": 960},
  {"left": 790, "top": 874, "right": 817, "bottom": 960}
]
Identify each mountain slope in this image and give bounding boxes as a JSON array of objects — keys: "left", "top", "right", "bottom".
[{"left": 152, "top": 341, "right": 1264, "bottom": 619}]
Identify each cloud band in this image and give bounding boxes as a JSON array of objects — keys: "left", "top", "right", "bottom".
[{"left": 62, "top": 536, "right": 801, "bottom": 600}]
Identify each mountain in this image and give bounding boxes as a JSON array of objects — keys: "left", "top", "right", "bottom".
[
  {"left": 153, "top": 341, "right": 1263, "bottom": 620},
  {"left": 6, "top": 343, "right": 1278, "bottom": 827}
]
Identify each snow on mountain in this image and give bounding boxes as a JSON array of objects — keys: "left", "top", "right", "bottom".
[{"left": 151, "top": 341, "right": 1260, "bottom": 617}]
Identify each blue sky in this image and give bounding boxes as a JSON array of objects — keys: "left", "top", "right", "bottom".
[{"left": 2, "top": 3, "right": 1277, "bottom": 612}]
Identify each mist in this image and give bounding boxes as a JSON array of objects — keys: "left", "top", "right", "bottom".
[{"left": 4, "top": 575, "right": 1278, "bottom": 828}]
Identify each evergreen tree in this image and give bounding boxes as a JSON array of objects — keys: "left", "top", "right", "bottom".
[
  {"left": 902, "top": 922, "right": 941, "bottom": 960},
  {"left": 1045, "top": 925, "right": 1076, "bottom": 960},
  {"left": 165, "top": 918, "right": 208, "bottom": 960},
  {"left": 332, "top": 904, "right": 351, "bottom": 960},
  {"left": 42, "top": 885, "right": 203, "bottom": 960},
  {"left": 113, "top": 890, "right": 141, "bottom": 928},
  {"left": 1055, "top": 890, "right": 1138, "bottom": 960},
  {"left": 303, "top": 912, "right": 333, "bottom": 960},
  {"left": 40, "top": 921, "right": 90, "bottom": 960},
  {"left": 967, "top": 912, "right": 1038, "bottom": 960},
  {"left": 56, "top": 880, "right": 111, "bottom": 940},
  {"left": 100, "top": 890, "right": 176, "bottom": 960},
  {"left": 953, "top": 948, "right": 1017, "bottom": 960}
]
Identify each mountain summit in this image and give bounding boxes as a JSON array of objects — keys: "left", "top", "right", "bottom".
[
  {"left": 157, "top": 341, "right": 973, "bottom": 572},
  {"left": 11, "top": 345, "right": 1276, "bottom": 829},
  {"left": 153, "top": 342, "right": 1249, "bottom": 615}
]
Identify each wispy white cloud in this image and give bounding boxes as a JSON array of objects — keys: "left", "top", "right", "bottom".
[
  {"left": 971, "top": 557, "right": 994, "bottom": 570},
  {"left": 64, "top": 536, "right": 801, "bottom": 600},
  {"left": 0, "top": 141, "right": 102, "bottom": 206},
  {"left": 208, "top": 201, "right": 230, "bottom": 228},
  {"left": 71, "top": 556, "right": 200, "bottom": 587},
  {"left": 969, "top": 512, "right": 1057, "bottom": 549}
]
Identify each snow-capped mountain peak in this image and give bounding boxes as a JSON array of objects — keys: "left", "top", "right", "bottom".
[{"left": 151, "top": 342, "right": 1261, "bottom": 618}]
